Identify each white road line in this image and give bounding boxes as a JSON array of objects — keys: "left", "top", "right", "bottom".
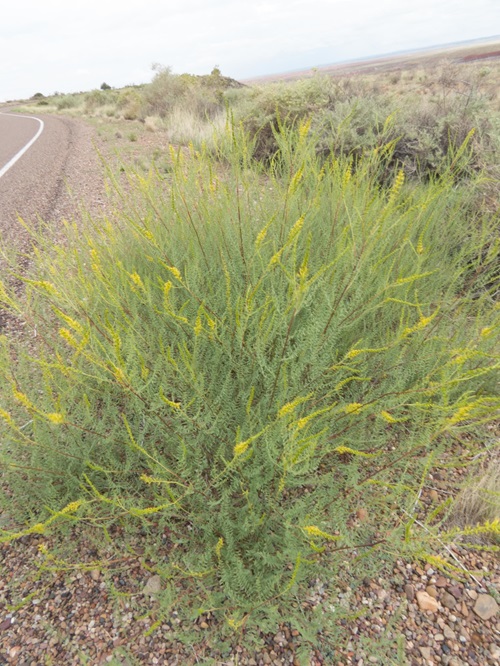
[{"left": 0, "top": 112, "right": 44, "bottom": 179}]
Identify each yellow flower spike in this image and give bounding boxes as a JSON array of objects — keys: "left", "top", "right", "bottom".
[
  {"left": 59, "top": 501, "right": 82, "bottom": 514},
  {"left": 46, "top": 412, "right": 64, "bottom": 425},
  {"left": 38, "top": 543, "right": 48, "bottom": 554},
  {"left": 0, "top": 408, "right": 14, "bottom": 425},
  {"left": 215, "top": 537, "right": 224, "bottom": 559},
  {"left": 234, "top": 439, "right": 251, "bottom": 456},
  {"left": 13, "top": 390, "right": 35, "bottom": 410},
  {"left": 59, "top": 327, "right": 78, "bottom": 348},
  {"left": 298, "top": 117, "right": 312, "bottom": 140},
  {"left": 346, "top": 347, "right": 387, "bottom": 359},
  {"left": 286, "top": 215, "right": 305, "bottom": 243},
  {"left": 417, "top": 236, "right": 425, "bottom": 255},
  {"left": 480, "top": 327, "right": 493, "bottom": 338},
  {"left": 389, "top": 168, "right": 405, "bottom": 202},
  {"left": 380, "top": 411, "right": 397, "bottom": 423},
  {"left": 113, "top": 367, "right": 127, "bottom": 385},
  {"left": 255, "top": 220, "right": 272, "bottom": 248},
  {"left": 194, "top": 315, "right": 203, "bottom": 337},
  {"left": 166, "top": 265, "right": 182, "bottom": 281},
  {"left": 268, "top": 247, "right": 285, "bottom": 268},
  {"left": 447, "top": 405, "right": 472, "bottom": 425},
  {"left": 159, "top": 388, "right": 181, "bottom": 410},
  {"left": 344, "top": 403, "right": 363, "bottom": 414},
  {"left": 303, "top": 526, "right": 340, "bottom": 541},
  {"left": 278, "top": 394, "right": 313, "bottom": 418},
  {"left": 52, "top": 308, "right": 84, "bottom": 334},
  {"left": 334, "top": 446, "right": 376, "bottom": 458},
  {"left": 288, "top": 168, "right": 304, "bottom": 195},
  {"left": 29, "top": 523, "right": 45, "bottom": 535},
  {"left": 227, "top": 617, "right": 244, "bottom": 630},
  {"left": 401, "top": 310, "right": 438, "bottom": 338},
  {"left": 24, "top": 279, "right": 59, "bottom": 296},
  {"left": 129, "top": 272, "right": 145, "bottom": 291}
]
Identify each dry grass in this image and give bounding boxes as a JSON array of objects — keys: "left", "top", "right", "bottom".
[{"left": 449, "top": 427, "right": 500, "bottom": 535}]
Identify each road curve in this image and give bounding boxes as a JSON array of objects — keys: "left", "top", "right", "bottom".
[
  {"left": 0, "top": 110, "right": 107, "bottom": 334},
  {"left": 0, "top": 113, "right": 44, "bottom": 178}
]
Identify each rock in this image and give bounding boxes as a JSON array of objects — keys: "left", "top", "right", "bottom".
[
  {"left": 90, "top": 569, "right": 100, "bottom": 581},
  {"left": 443, "top": 624, "right": 456, "bottom": 640},
  {"left": 473, "top": 594, "right": 498, "bottom": 621},
  {"left": 200, "top": 621, "right": 209, "bottom": 629},
  {"left": 466, "top": 589, "right": 478, "bottom": 600},
  {"left": 142, "top": 575, "right": 161, "bottom": 597},
  {"left": 442, "top": 592, "right": 457, "bottom": 610},
  {"left": 0, "top": 618, "right": 11, "bottom": 631},
  {"left": 404, "top": 584, "right": 415, "bottom": 601},
  {"left": 436, "top": 575, "right": 448, "bottom": 587},
  {"left": 429, "top": 489, "right": 439, "bottom": 502},
  {"left": 489, "top": 644, "right": 500, "bottom": 660},
  {"left": 448, "top": 585, "right": 462, "bottom": 600},
  {"left": 273, "top": 631, "right": 286, "bottom": 645},
  {"left": 9, "top": 646, "right": 21, "bottom": 659},
  {"left": 419, "top": 646, "right": 432, "bottom": 660},
  {"left": 435, "top": 633, "right": 445, "bottom": 641},
  {"left": 416, "top": 590, "right": 439, "bottom": 612},
  {"left": 426, "top": 585, "right": 438, "bottom": 598}
]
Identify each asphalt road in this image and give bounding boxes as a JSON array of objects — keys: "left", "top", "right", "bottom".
[
  {"left": 0, "top": 112, "right": 43, "bottom": 176},
  {"left": 0, "top": 111, "right": 76, "bottom": 233},
  {"left": 0, "top": 109, "right": 106, "bottom": 334}
]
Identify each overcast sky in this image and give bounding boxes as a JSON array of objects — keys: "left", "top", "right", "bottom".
[{"left": 1, "top": 0, "right": 498, "bottom": 101}]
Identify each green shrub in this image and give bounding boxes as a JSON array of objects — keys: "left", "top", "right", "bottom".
[
  {"left": 233, "top": 74, "right": 496, "bottom": 182},
  {"left": 55, "top": 94, "right": 80, "bottom": 110},
  {"left": 1, "top": 123, "right": 498, "bottom": 644}
]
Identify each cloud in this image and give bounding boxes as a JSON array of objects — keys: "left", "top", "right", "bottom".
[{"left": 0, "top": 0, "right": 498, "bottom": 100}]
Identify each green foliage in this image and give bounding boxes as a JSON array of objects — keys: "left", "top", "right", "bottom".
[
  {"left": 55, "top": 94, "right": 80, "bottom": 110},
  {"left": 0, "top": 122, "right": 499, "bottom": 643},
  {"left": 233, "top": 72, "right": 496, "bottom": 182}
]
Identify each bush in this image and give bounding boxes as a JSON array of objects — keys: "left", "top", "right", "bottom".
[
  {"left": 233, "top": 74, "right": 495, "bottom": 182},
  {"left": 1, "top": 123, "right": 498, "bottom": 645}
]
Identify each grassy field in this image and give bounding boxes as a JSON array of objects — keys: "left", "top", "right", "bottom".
[{"left": 1, "top": 50, "right": 499, "bottom": 660}]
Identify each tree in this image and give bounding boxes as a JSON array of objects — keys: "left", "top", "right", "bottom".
[{"left": 100, "top": 82, "right": 112, "bottom": 90}]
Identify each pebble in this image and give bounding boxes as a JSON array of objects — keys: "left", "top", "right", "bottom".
[
  {"left": 443, "top": 624, "right": 456, "bottom": 640},
  {"left": 448, "top": 586, "right": 462, "bottom": 600},
  {"left": 489, "top": 644, "right": 500, "bottom": 660},
  {"left": 426, "top": 585, "right": 438, "bottom": 599},
  {"left": 142, "top": 575, "right": 161, "bottom": 597},
  {"left": 442, "top": 592, "right": 457, "bottom": 610},
  {"left": 419, "top": 646, "right": 432, "bottom": 660},
  {"left": 416, "top": 590, "right": 439, "bottom": 612},
  {"left": 404, "top": 584, "right": 415, "bottom": 601},
  {"left": 473, "top": 594, "right": 498, "bottom": 620}
]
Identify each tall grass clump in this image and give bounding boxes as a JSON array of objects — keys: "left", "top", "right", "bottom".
[{"left": 1, "top": 121, "right": 499, "bottom": 646}]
